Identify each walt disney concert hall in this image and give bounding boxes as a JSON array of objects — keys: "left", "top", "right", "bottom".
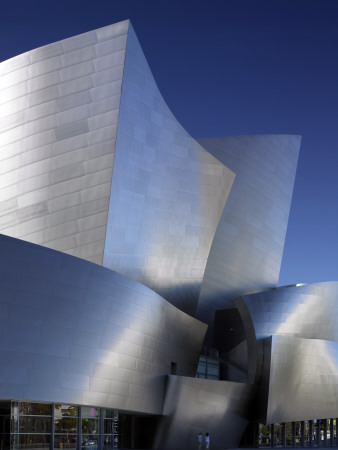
[{"left": 1, "top": 19, "right": 337, "bottom": 450}]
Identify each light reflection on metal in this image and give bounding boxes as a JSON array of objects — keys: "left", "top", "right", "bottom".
[
  {"left": 155, "top": 375, "right": 257, "bottom": 449},
  {"left": 0, "top": 21, "right": 235, "bottom": 317},
  {"left": 237, "top": 283, "right": 338, "bottom": 424},
  {"left": 196, "top": 135, "right": 300, "bottom": 329},
  {"left": 0, "top": 233, "right": 206, "bottom": 414}
]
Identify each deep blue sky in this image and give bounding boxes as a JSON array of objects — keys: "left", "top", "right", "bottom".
[{"left": 2, "top": 0, "right": 338, "bottom": 286}]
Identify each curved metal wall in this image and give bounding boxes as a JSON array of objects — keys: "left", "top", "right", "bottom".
[
  {"left": 196, "top": 135, "right": 300, "bottom": 326},
  {"left": 237, "top": 283, "right": 338, "bottom": 424},
  {"left": 1, "top": 22, "right": 235, "bottom": 317},
  {"left": 239, "top": 282, "right": 338, "bottom": 342},
  {"left": 0, "top": 20, "right": 129, "bottom": 265},
  {"left": 157, "top": 375, "right": 257, "bottom": 450},
  {"left": 263, "top": 335, "right": 338, "bottom": 424},
  {"left": 103, "top": 24, "right": 235, "bottom": 315},
  {"left": 0, "top": 233, "right": 206, "bottom": 414}
]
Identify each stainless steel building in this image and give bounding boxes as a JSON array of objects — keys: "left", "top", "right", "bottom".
[{"left": 1, "top": 19, "right": 336, "bottom": 450}]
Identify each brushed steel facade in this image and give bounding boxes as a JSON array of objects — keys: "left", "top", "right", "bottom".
[
  {"left": 196, "top": 135, "right": 300, "bottom": 325},
  {"left": 103, "top": 25, "right": 234, "bottom": 315},
  {"left": 4, "top": 18, "right": 336, "bottom": 450},
  {"left": 265, "top": 335, "right": 338, "bottom": 424},
  {"left": 0, "top": 21, "right": 235, "bottom": 317},
  {"left": 155, "top": 375, "right": 257, "bottom": 449},
  {"left": 237, "top": 283, "right": 338, "bottom": 425},
  {"left": 0, "top": 233, "right": 206, "bottom": 415},
  {"left": 1, "top": 21, "right": 129, "bottom": 265}
]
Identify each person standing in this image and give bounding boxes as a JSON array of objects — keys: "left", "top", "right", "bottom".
[
  {"left": 197, "top": 433, "right": 202, "bottom": 450},
  {"left": 205, "top": 432, "right": 210, "bottom": 449}
]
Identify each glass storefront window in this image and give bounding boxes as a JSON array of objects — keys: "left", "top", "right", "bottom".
[
  {"left": 314, "top": 420, "right": 320, "bottom": 446},
  {"left": 54, "top": 418, "right": 77, "bottom": 434},
  {"left": 82, "top": 419, "right": 99, "bottom": 435},
  {"left": 19, "top": 434, "right": 50, "bottom": 450},
  {"left": 19, "top": 404, "right": 52, "bottom": 416},
  {"left": 259, "top": 424, "right": 271, "bottom": 446},
  {"left": 81, "top": 408, "right": 99, "bottom": 419},
  {"left": 54, "top": 435, "right": 77, "bottom": 450},
  {"left": 54, "top": 406, "right": 78, "bottom": 418},
  {"left": 285, "top": 422, "right": 292, "bottom": 447},
  {"left": 304, "top": 421, "right": 310, "bottom": 447},
  {"left": 19, "top": 417, "right": 51, "bottom": 434},
  {"left": 295, "top": 421, "right": 301, "bottom": 446},
  {"left": 274, "top": 423, "right": 283, "bottom": 446},
  {"left": 82, "top": 435, "right": 99, "bottom": 450},
  {"left": 103, "top": 411, "right": 118, "bottom": 420}
]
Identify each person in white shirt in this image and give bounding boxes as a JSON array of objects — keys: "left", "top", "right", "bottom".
[{"left": 205, "top": 433, "right": 210, "bottom": 449}]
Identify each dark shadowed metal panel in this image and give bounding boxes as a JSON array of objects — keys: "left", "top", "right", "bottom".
[{"left": 0, "top": 234, "right": 206, "bottom": 414}]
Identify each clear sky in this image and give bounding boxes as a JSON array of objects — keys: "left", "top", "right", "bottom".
[{"left": 1, "top": 0, "right": 338, "bottom": 287}]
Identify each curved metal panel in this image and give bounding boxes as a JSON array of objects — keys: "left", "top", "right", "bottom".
[
  {"left": 103, "top": 25, "right": 235, "bottom": 315},
  {"left": 237, "top": 283, "right": 338, "bottom": 424},
  {"left": 0, "top": 233, "right": 206, "bottom": 414},
  {"left": 1, "top": 23, "right": 235, "bottom": 317},
  {"left": 155, "top": 375, "right": 257, "bottom": 449},
  {"left": 264, "top": 335, "right": 338, "bottom": 424},
  {"left": 240, "top": 282, "right": 338, "bottom": 342},
  {"left": 0, "top": 21, "right": 129, "bottom": 264},
  {"left": 196, "top": 135, "right": 300, "bottom": 327}
]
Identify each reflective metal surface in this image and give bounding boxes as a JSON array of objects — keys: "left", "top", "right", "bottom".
[
  {"left": 156, "top": 375, "right": 257, "bottom": 449},
  {"left": 0, "top": 233, "right": 206, "bottom": 414},
  {"left": 237, "top": 283, "right": 338, "bottom": 424},
  {"left": 1, "top": 21, "right": 129, "bottom": 265},
  {"left": 196, "top": 135, "right": 300, "bottom": 327},
  {"left": 103, "top": 25, "right": 235, "bottom": 315},
  {"left": 239, "top": 282, "right": 338, "bottom": 342},
  {"left": 2, "top": 18, "right": 326, "bottom": 450},
  {"left": 0, "top": 21, "right": 235, "bottom": 317},
  {"left": 264, "top": 335, "right": 338, "bottom": 424}
]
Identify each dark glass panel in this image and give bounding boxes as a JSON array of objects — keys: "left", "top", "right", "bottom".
[
  {"left": 54, "top": 435, "right": 77, "bottom": 450},
  {"left": 19, "top": 403, "right": 52, "bottom": 416},
  {"left": 82, "top": 419, "right": 99, "bottom": 434},
  {"left": 0, "top": 416, "right": 10, "bottom": 434},
  {"left": 103, "top": 435, "right": 117, "bottom": 450},
  {"left": 0, "top": 433, "right": 10, "bottom": 450},
  {"left": 104, "top": 421, "right": 114, "bottom": 435},
  {"left": 103, "top": 411, "right": 118, "bottom": 420},
  {"left": 54, "top": 406, "right": 78, "bottom": 418},
  {"left": 103, "top": 434, "right": 118, "bottom": 450},
  {"left": 19, "top": 434, "right": 51, "bottom": 450},
  {"left": 81, "top": 408, "right": 99, "bottom": 419},
  {"left": 0, "top": 402, "right": 11, "bottom": 416},
  {"left": 19, "top": 417, "right": 52, "bottom": 433},
  {"left": 54, "top": 418, "right": 78, "bottom": 434}
]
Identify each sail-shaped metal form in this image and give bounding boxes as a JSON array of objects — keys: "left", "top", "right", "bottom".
[{"left": 0, "top": 21, "right": 234, "bottom": 316}]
